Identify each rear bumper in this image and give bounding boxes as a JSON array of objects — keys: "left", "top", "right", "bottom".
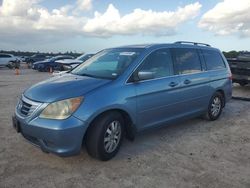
[{"left": 13, "top": 112, "right": 88, "bottom": 157}]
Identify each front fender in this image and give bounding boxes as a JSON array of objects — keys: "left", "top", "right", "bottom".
[{"left": 73, "top": 83, "right": 137, "bottom": 129}]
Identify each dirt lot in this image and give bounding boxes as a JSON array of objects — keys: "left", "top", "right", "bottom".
[{"left": 0, "top": 68, "right": 250, "bottom": 188}]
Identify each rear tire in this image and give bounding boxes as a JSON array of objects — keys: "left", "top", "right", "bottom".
[{"left": 85, "top": 112, "right": 124, "bottom": 161}]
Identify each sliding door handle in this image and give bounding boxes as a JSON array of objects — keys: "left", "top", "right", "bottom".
[
  {"left": 169, "top": 82, "right": 178, "bottom": 87},
  {"left": 184, "top": 79, "right": 191, "bottom": 85}
]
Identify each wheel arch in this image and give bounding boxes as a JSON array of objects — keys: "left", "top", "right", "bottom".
[
  {"left": 84, "top": 108, "right": 136, "bottom": 143},
  {"left": 215, "top": 89, "right": 225, "bottom": 107}
]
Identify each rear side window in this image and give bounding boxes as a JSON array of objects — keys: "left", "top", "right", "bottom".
[
  {"left": 202, "top": 50, "right": 226, "bottom": 70},
  {"left": 0, "top": 54, "right": 10, "bottom": 58},
  {"left": 173, "top": 48, "right": 202, "bottom": 74},
  {"left": 138, "top": 48, "right": 174, "bottom": 79}
]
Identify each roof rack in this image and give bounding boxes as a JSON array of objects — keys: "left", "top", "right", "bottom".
[{"left": 175, "top": 41, "right": 211, "bottom": 47}]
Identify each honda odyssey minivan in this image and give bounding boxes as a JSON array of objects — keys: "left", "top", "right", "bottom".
[{"left": 13, "top": 42, "right": 232, "bottom": 161}]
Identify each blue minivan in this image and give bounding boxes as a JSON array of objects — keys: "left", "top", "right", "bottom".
[{"left": 13, "top": 42, "right": 232, "bottom": 160}]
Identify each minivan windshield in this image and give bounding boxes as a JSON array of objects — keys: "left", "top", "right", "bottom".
[{"left": 71, "top": 48, "right": 142, "bottom": 79}]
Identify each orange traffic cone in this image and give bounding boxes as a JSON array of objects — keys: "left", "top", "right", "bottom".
[{"left": 15, "top": 68, "right": 20, "bottom": 75}]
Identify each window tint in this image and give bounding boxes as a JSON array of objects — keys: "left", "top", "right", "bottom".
[
  {"left": 173, "top": 48, "right": 202, "bottom": 74},
  {"left": 138, "top": 49, "right": 173, "bottom": 79},
  {"left": 202, "top": 50, "right": 226, "bottom": 70}
]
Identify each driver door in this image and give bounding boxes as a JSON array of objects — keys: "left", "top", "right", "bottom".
[{"left": 133, "top": 48, "right": 183, "bottom": 131}]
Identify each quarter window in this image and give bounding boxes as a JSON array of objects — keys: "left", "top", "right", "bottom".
[
  {"left": 137, "top": 49, "right": 174, "bottom": 80},
  {"left": 173, "top": 48, "right": 202, "bottom": 74},
  {"left": 202, "top": 50, "right": 226, "bottom": 70}
]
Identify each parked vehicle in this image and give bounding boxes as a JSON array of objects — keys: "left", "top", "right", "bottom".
[
  {"left": 32, "top": 55, "right": 74, "bottom": 72},
  {"left": 52, "top": 54, "right": 94, "bottom": 76},
  {"left": 25, "top": 54, "right": 47, "bottom": 67},
  {"left": 0, "top": 53, "right": 20, "bottom": 68},
  {"left": 13, "top": 42, "right": 232, "bottom": 161},
  {"left": 56, "top": 54, "right": 94, "bottom": 71},
  {"left": 227, "top": 53, "right": 250, "bottom": 86}
]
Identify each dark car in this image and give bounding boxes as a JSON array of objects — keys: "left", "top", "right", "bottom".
[
  {"left": 33, "top": 55, "right": 74, "bottom": 72},
  {"left": 227, "top": 53, "right": 250, "bottom": 86},
  {"left": 55, "top": 54, "right": 94, "bottom": 71},
  {"left": 25, "top": 54, "right": 47, "bottom": 67}
]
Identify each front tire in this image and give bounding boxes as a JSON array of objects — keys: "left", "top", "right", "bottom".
[
  {"left": 205, "top": 92, "right": 223, "bottom": 121},
  {"left": 86, "top": 112, "right": 124, "bottom": 161}
]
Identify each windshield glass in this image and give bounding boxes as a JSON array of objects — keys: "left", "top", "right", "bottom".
[{"left": 71, "top": 48, "right": 142, "bottom": 79}]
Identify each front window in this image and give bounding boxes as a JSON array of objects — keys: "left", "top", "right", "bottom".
[
  {"left": 71, "top": 48, "right": 142, "bottom": 79},
  {"left": 137, "top": 48, "right": 174, "bottom": 80}
]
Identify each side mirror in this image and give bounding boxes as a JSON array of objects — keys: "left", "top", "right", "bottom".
[{"left": 137, "top": 71, "right": 155, "bottom": 81}]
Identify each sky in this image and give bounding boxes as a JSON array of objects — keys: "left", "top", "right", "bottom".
[{"left": 0, "top": 0, "right": 250, "bottom": 53}]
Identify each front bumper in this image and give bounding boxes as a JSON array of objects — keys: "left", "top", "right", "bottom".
[{"left": 13, "top": 111, "right": 88, "bottom": 157}]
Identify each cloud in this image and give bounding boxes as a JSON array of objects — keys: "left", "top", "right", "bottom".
[
  {"left": 199, "top": 0, "right": 250, "bottom": 37},
  {"left": 83, "top": 3, "right": 202, "bottom": 37},
  {"left": 0, "top": 0, "right": 202, "bottom": 44},
  {"left": 0, "top": 0, "right": 85, "bottom": 36},
  {"left": 76, "top": 0, "right": 92, "bottom": 11}
]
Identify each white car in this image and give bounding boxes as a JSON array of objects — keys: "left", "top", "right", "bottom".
[
  {"left": 55, "top": 54, "right": 94, "bottom": 71},
  {"left": 52, "top": 64, "right": 79, "bottom": 77},
  {"left": 0, "top": 53, "right": 18, "bottom": 68}
]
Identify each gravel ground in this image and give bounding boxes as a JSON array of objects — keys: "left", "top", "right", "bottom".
[{"left": 0, "top": 68, "right": 250, "bottom": 188}]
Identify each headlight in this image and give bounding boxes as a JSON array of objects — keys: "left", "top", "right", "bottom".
[{"left": 39, "top": 97, "right": 83, "bottom": 120}]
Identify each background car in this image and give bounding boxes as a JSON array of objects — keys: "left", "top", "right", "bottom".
[
  {"left": 25, "top": 54, "right": 47, "bottom": 67},
  {"left": 55, "top": 54, "right": 94, "bottom": 71},
  {"left": 0, "top": 53, "right": 20, "bottom": 69},
  {"left": 227, "top": 52, "right": 250, "bottom": 86},
  {"left": 32, "top": 55, "right": 74, "bottom": 72}
]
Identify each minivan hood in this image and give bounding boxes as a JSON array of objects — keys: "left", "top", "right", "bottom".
[{"left": 24, "top": 74, "right": 111, "bottom": 103}]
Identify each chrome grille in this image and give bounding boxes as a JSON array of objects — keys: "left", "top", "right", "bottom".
[{"left": 18, "top": 96, "right": 41, "bottom": 117}]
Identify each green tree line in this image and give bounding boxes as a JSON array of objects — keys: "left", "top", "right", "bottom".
[{"left": 0, "top": 50, "right": 82, "bottom": 58}]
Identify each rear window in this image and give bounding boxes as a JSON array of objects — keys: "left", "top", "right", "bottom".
[
  {"left": 202, "top": 50, "right": 226, "bottom": 70},
  {"left": 173, "top": 48, "right": 202, "bottom": 74}
]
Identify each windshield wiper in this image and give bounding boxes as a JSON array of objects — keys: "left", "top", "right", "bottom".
[
  {"left": 77, "top": 73, "right": 96, "bottom": 78},
  {"left": 72, "top": 72, "right": 114, "bottom": 80}
]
